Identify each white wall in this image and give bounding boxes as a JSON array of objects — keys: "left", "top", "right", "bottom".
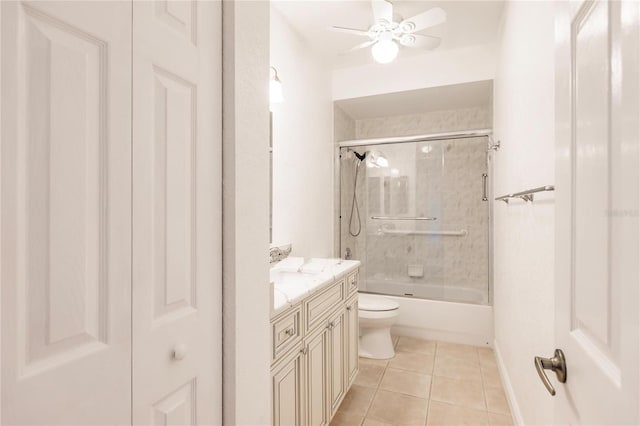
[
  {"left": 222, "top": 2, "right": 271, "bottom": 425},
  {"left": 271, "top": 7, "right": 334, "bottom": 257},
  {"left": 492, "top": 2, "right": 556, "bottom": 425},
  {"left": 333, "top": 43, "right": 496, "bottom": 101}
]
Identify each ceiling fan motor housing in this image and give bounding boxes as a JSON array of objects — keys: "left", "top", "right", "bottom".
[{"left": 329, "top": 0, "right": 446, "bottom": 60}]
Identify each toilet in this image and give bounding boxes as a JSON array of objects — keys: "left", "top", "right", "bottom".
[{"left": 358, "top": 293, "right": 400, "bottom": 359}]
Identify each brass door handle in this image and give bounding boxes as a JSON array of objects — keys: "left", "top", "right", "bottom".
[{"left": 534, "top": 349, "right": 567, "bottom": 396}]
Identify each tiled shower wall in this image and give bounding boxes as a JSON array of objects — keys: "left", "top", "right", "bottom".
[
  {"left": 334, "top": 105, "right": 357, "bottom": 258},
  {"left": 338, "top": 106, "right": 492, "bottom": 303},
  {"left": 355, "top": 107, "right": 491, "bottom": 139}
]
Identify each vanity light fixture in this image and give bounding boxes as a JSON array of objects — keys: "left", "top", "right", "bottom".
[{"left": 270, "top": 66, "right": 283, "bottom": 105}]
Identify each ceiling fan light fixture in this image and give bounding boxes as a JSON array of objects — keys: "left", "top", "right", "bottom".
[
  {"left": 371, "top": 39, "right": 398, "bottom": 64},
  {"left": 331, "top": 1, "right": 445, "bottom": 64}
]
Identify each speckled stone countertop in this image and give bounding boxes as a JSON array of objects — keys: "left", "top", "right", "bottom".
[{"left": 270, "top": 257, "right": 360, "bottom": 317}]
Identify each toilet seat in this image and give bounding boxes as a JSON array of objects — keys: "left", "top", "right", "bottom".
[
  {"left": 358, "top": 309, "right": 398, "bottom": 321},
  {"left": 358, "top": 293, "right": 399, "bottom": 311}
]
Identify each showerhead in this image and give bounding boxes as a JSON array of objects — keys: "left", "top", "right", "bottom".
[
  {"left": 352, "top": 149, "right": 388, "bottom": 168},
  {"left": 366, "top": 150, "right": 389, "bottom": 168}
]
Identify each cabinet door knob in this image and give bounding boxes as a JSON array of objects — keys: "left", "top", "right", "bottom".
[
  {"left": 346, "top": 306, "right": 352, "bottom": 311},
  {"left": 300, "top": 347, "right": 308, "bottom": 355},
  {"left": 173, "top": 344, "right": 188, "bottom": 361},
  {"left": 285, "top": 328, "right": 295, "bottom": 336}
]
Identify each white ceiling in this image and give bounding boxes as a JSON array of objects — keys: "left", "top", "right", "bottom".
[
  {"left": 273, "top": 0, "right": 505, "bottom": 69},
  {"left": 334, "top": 80, "right": 493, "bottom": 119}
]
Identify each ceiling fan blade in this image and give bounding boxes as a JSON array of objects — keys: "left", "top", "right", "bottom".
[
  {"left": 329, "top": 26, "right": 370, "bottom": 37},
  {"left": 400, "top": 7, "right": 446, "bottom": 32},
  {"left": 372, "top": 0, "right": 393, "bottom": 23},
  {"left": 344, "top": 40, "right": 377, "bottom": 53},
  {"left": 401, "top": 34, "right": 441, "bottom": 50}
]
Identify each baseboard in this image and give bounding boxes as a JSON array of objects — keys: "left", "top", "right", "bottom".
[{"left": 493, "top": 339, "right": 524, "bottom": 426}]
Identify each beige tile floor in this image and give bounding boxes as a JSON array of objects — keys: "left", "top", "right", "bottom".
[{"left": 331, "top": 336, "right": 513, "bottom": 426}]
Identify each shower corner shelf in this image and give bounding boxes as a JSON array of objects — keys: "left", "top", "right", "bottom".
[{"left": 495, "top": 185, "right": 555, "bottom": 204}]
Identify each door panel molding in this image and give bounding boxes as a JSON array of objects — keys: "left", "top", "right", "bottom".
[
  {"left": 2, "top": 1, "right": 132, "bottom": 423},
  {"left": 555, "top": 0, "right": 639, "bottom": 423}
]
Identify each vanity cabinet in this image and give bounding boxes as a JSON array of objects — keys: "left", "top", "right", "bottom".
[{"left": 272, "top": 269, "right": 359, "bottom": 426}]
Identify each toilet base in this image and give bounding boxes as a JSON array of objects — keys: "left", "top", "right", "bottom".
[{"left": 358, "top": 327, "right": 395, "bottom": 359}]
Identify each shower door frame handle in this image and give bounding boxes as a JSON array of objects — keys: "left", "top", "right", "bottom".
[{"left": 482, "top": 173, "right": 488, "bottom": 201}]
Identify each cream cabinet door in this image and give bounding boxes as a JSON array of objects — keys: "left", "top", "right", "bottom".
[
  {"left": 328, "top": 310, "right": 346, "bottom": 417},
  {"left": 132, "top": 1, "right": 222, "bottom": 424},
  {"left": 1, "top": 1, "right": 132, "bottom": 424},
  {"left": 305, "top": 328, "right": 329, "bottom": 426},
  {"left": 345, "top": 298, "right": 359, "bottom": 387},
  {"left": 273, "top": 350, "right": 304, "bottom": 426}
]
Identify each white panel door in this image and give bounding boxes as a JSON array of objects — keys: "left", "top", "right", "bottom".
[
  {"left": 1, "top": 1, "right": 132, "bottom": 424},
  {"left": 555, "top": 1, "right": 639, "bottom": 424},
  {"left": 132, "top": 1, "right": 222, "bottom": 424}
]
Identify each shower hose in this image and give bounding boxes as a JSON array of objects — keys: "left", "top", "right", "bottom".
[{"left": 348, "top": 160, "right": 362, "bottom": 237}]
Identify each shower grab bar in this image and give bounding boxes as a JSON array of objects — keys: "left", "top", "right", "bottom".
[
  {"left": 482, "top": 173, "right": 488, "bottom": 201},
  {"left": 495, "top": 185, "right": 555, "bottom": 203},
  {"left": 378, "top": 225, "right": 467, "bottom": 236},
  {"left": 371, "top": 216, "right": 437, "bottom": 221}
]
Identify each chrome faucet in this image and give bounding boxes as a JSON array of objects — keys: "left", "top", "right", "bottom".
[
  {"left": 344, "top": 248, "right": 352, "bottom": 260},
  {"left": 297, "top": 257, "right": 312, "bottom": 272}
]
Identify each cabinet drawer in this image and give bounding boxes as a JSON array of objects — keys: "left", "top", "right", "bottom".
[
  {"left": 304, "top": 280, "right": 344, "bottom": 333},
  {"left": 272, "top": 305, "right": 302, "bottom": 363},
  {"left": 346, "top": 271, "right": 359, "bottom": 298}
]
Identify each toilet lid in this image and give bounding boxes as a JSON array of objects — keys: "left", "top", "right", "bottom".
[{"left": 358, "top": 293, "right": 399, "bottom": 311}]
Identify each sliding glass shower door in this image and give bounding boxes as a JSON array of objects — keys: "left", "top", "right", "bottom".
[{"left": 340, "top": 137, "right": 490, "bottom": 305}]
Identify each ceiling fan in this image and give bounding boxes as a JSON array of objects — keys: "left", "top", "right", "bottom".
[{"left": 330, "top": 0, "right": 446, "bottom": 64}]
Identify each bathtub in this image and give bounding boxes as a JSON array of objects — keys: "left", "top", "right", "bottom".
[
  {"left": 364, "top": 279, "right": 488, "bottom": 305},
  {"left": 361, "top": 279, "right": 494, "bottom": 347}
]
